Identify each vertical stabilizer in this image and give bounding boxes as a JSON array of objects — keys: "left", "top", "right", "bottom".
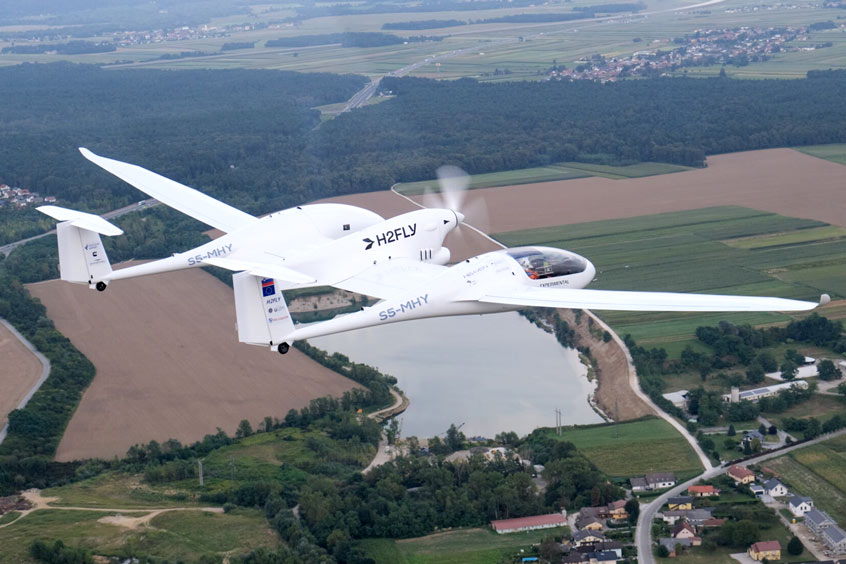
[
  {"left": 233, "top": 272, "right": 295, "bottom": 349},
  {"left": 56, "top": 222, "right": 113, "bottom": 285}
]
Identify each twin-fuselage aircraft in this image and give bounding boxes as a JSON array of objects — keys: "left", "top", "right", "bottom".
[{"left": 38, "top": 149, "right": 825, "bottom": 355}]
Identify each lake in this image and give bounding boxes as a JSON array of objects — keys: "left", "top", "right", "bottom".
[{"left": 308, "top": 311, "right": 603, "bottom": 438}]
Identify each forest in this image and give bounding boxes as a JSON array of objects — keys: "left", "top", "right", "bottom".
[{"left": 5, "top": 64, "right": 846, "bottom": 248}]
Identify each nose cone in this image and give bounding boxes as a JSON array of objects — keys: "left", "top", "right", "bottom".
[
  {"left": 583, "top": 259, "right": 597, "bottom": 287},
  {"left": 454, "top": 210, "right": 465, "bottom": 224}
]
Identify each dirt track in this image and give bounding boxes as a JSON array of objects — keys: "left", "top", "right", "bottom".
[
  {"left": 0, "top": 322, "right": 42, "bottom": 430},
  {"left": 28, "top": 268, "right": 357, "bottom": 461}
]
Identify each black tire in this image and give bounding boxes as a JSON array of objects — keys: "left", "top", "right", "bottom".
[
  {"left": 95, "top": 281, "right": 107, "bottom": 292},
  {"left": 277, "top": 342, "right": 290, "bottom": 355}
]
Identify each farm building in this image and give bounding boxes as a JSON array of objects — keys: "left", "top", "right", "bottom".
[
  {"left": 490, "top": 513, "right": 567, "bottom": 534},
  {"left": 749, "top": 540, "right": 781, "bottom": 561},
  {"left": 789, "top": 496, "right": 814, "bottom": 517},
  {"left": 722, "top": 381, "right": 808, "bottom": 403},
  {"left": 662, "top": 390, "right": 689, "bottom": 410}
]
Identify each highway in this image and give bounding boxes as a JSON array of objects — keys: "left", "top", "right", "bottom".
[{"left": 0, "top": 198, "right": 159, "bottom": 257}]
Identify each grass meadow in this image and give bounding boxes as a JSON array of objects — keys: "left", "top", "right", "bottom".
[
  {"left": 546, "top": 417, "right": 703, "bottom": 479},
  {"left": 394, "top": 161, "right": 690, "bottom": 195},
  {"left": 0, "top": 507, "right": 276, "bottom": 564},
  {"left": 494, "top": 206, "right": 842, "bottom": 357},
  {"left": 359, "top": 526, "right": 569, "bottom": 564},
  {"left": 765, "top": 433, "right": 846, "bottom": 525}
]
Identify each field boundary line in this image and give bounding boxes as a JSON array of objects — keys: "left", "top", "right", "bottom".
[{"left": 0, "top": 318, "right": 51, "bottom": 446}]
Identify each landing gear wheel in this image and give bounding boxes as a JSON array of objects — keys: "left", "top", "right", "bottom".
[
  {"left": 95, "top": 281, "right": 107, "bottom": 292},
  {"left": 277, "top": 342, "right": 290, "bottom": 355}
]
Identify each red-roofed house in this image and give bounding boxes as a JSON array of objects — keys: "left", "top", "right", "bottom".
[
  {"left": 688, "top": 485, "right": 720, "bottom": 497},
  {"left": 728, "top": 465, "right": 755, "bottom": 484},
  {"left": 491, "top": 513, "right": 567, "bottom": 534},
  {"left": 749, "top": 540, "right": 781, "bottom": 561}
]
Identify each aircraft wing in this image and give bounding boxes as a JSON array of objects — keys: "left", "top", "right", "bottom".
[
  {"left": 204, "top": 257, "right": 316, "bottom": 285},
  {"left": 478, "top": 287, "right": 823, "bottom": 312},
  {"left": 332, "top": 259, "right": 448, "bottom": 300},
  {"left": 80, "top": 148, "right": 256, "bottom": 233}
]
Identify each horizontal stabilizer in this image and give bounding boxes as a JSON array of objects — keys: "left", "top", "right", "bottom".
[
  {"left": 37, "top": 205, "right": 123, "bottom": 236},
  {"left": 79, "top": 148, "right": 256, "bottom": 233},
  {"left": 479, "top": 287, "right": 819, "bottom": 312},
  {"left": 204, "top": 257, "right": 316, "bottom": 285}
]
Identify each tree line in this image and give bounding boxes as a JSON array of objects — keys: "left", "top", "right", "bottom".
[{"left": 6, "top": 65, "right": 846, "bottom": 247}]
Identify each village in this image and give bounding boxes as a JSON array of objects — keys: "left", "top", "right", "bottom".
[
  {"left": 0, "top": 184, "right": 55, "bottom": 209},
  {"left": 485, "top": 462, "right": 846, "bottom": 563},
  {"left": 547, "top": 24, "right": 836, "bottom": 82}
]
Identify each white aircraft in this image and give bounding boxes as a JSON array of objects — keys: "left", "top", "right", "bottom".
[{"left": 38, "top": 149, "right": 827, "bottom": 355}]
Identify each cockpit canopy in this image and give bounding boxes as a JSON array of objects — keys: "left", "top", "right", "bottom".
[{"left": 506, "top": 247, "right": 588, "bottom": 280}]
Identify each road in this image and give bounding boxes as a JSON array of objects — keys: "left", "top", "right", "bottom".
[
  {"left": 0, "top": 319, "right": 51, "bottom": 447},
  {"left": 0, "top": 199, "right": 159, "bottom": 257},
  {"left": 635, "top": 428, "right": 846, "bottom": 564},
  {"left": 362, "top": 388, "right": 408, "bottom": 474}
]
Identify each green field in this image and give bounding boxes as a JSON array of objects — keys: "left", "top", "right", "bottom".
[
  {"left": 796, "top": 144, "right": 846, "bottom": 166},
  {"left": 494, "top": 206, "right": 840, "bottom": 356},
  {"left": 547, "top": 417, "right": 703, "bottom": 479},
  {"left": 359, "top": 526, "right": 568, "bottom": 564},
  {"left": 765, "top": 433, "right": 846, "bottom": 525},
  {"left": 394, "top": 161, "right": 691, "bottom": 195},
  {"left": 0, "top": 507, "right": 277, "bottom": 564}
]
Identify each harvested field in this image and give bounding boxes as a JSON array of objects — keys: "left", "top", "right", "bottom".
[
  {"left": 0, "top": 322, "right": 43, "bottom": 431},
  {"left": 407, "top": 149, "right": 846, "bottom": 233},
  {"left": 27, "top": 267, "right": 357, "bottom": 461}
]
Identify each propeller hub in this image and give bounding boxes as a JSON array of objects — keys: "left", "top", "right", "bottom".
[{"left": 454, "top": 210, "right": 465, "bottom": 224}]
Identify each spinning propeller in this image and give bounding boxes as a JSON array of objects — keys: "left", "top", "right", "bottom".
[{"left": 422, "top": 165, "right": 489, "bottom": 243}]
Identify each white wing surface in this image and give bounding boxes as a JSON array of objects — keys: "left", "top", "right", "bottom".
[
  {"left": 80, "top": 148, "right": 256, "bottom": 233},
  {"left": 333, "top": 259, "right": 447, "bottom": 300},
  {"left": 479, "top": 287, "right": 821, "bottom": 312},
  {"left": 204, "top": 257, "right": 316, "bottom": 285}
]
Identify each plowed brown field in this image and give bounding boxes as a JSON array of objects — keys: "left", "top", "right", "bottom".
[
  {"left": 0, "top": 323, "right": 42, "bottom": 430},
  {"left": 28, "top": 268, "right": 357, "bottom": 461}
]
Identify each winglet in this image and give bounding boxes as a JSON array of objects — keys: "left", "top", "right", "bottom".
[{"left": 820, "top": 294, "right": 831, "bottom": 307}]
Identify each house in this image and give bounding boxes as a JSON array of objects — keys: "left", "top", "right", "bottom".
[
  {"left": 702, "top": 518, "right": 727, "bottom": 528},
  {"left": 576, "top": 515, "right": 604, "bottom": 531},
  {"left": 491, "top": 513, "right": 568, "bottom": 534},
  {"left": 662, "top": 509, "right": 713, "bottom": 526},
  {"left": 805, "top": 508, "right": 837, "bottom": 535},
  {"left": 645, "top": 472, "right": 677, "bottom": 489},
  {"left": 764, "top": 478, "right": 788, "bottom": 497},
  {"left": 630, "top": 477, "right": 648, "bottom": 492},
  {"left": 742, "top": 430, "right": 765, "bottom": 446},
  {"left": 574, "top": 541, "right": 624, "bottom": 558},
  {"left": 749, "top": 540, "right": 781, "bottom": 561},
  {"left": 662, "top": 390, "right": 689, "bottom": 410},
  {"left": 750, "top": 484, "right": 765, "bottom": 498},
  {"left": 667, "top": 496, "right": 693, "bottom": 511},
  {"left": 728, "top": 465, "right": 755, "bottom": 484},
  {"left": 671, "top": 521, "right": 697, "bottom": 540},
  {"left": 789, "top": 496, "right": 814, "bottom": 517},
  {"left": 659, "top": 537, "right": 692, "bottom": 557},
  {"left": 821, "top": 526, "right": 846, "bottom": 555},
  {"left": 573, "top": 530, "right": 606, "bottom": 547},
  {"left": 688, "top": 485, "right": 720, "bottom": 497},
  {"left": 606, "top": 500, "right": 628, "bottom": 521}
]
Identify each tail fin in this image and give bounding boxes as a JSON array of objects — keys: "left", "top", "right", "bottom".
[
  {"left": 37, "top": 205, "right": 122, "bottom": 287},
  {"left": 232, "top": 272, "right": 295, "bottom": 350}
]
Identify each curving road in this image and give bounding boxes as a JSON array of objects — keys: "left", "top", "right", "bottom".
[
  {"left": 0, "top": 319, "right": 51, "bottom": 447},
  {"left": 635, "top": 428, "right": 846, "bottom": 564}
]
